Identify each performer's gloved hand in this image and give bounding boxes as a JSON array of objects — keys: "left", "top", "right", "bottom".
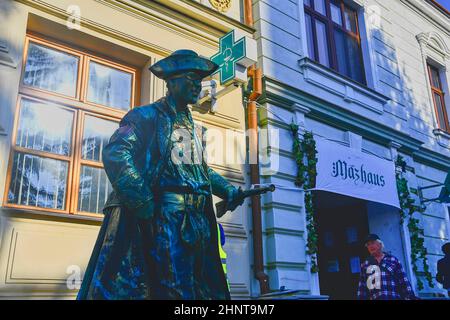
[{"left": 226, "top": 186, "right": 245, "bottom": 212}]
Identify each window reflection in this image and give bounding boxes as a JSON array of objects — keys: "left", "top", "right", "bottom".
[
  {"left": 314, "top": 0, "right": 326, "bottom": 15},
  {"left": 87, "top": 61, "right": 133, "bottom": 110},
  {"left": 16, "top": 99, "right": 74, "bottom": 156},
  {"left": 344, "top": 7, "right": 357, "bottom": 33},
  {"left": 8, "top": 153, "right": 68, "bottom": 210},
  {"left": 82, "top": 115, "right": 118, "bottom": 162},
  {"left": 315, "top": 20, "right": 330, "bottom": 67},
  {"left": 78, "top": 165, "right": 112, "bottom": 214},
  {"left": 23, "top": 42, "right": 78, "bottom": 97},
  {"left": 330, "top": 3, "right": 343, "bottom": 26}
]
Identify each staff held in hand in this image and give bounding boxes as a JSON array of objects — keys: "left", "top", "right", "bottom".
[{"left": 216, "top": 184, "right": 276, "bottom": 218}]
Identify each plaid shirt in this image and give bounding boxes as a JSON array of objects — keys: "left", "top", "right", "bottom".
[{"left": 357, "top": 253, "right": 416, "bottom": 300}]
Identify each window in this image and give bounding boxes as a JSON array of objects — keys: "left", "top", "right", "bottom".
[
  {"left": 4, "top": 35, "right": 139, "bottom": 217},
  {"left": 304, "top": 0, "right": 366, "bottom": 84},
  {"left": 427, "top": 63, "right": 449, "bottom": 132}
]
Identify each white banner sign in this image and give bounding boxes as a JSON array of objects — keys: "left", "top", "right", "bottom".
[{"left": 314, "top": 138, "right": 400, "bottom": 208}]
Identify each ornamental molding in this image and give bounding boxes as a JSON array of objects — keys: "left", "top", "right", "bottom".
[
  {"left": 416, "top": 32, "right": 450, "bottom": 60},
  {"left": 208, "top": 0, "right": 232, "bottom": 13},
  {"left": 400, "top": 0, "right": 450, "bottom": 35}
]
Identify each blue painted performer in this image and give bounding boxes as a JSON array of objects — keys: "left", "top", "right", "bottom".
[{"left": 77, "top": 50, "right": 244, "bottom": 300}]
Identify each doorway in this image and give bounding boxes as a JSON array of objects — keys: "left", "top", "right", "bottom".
[{"left": 315, "top": 192, "right": 369, "bottom": 300}]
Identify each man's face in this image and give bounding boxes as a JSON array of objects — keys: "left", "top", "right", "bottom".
[
  {"left": 167, "top": 72, "right": 203, "bottom": 105},
  {"left": 366, "top": 240, "right": 382, "bottom": 256}
]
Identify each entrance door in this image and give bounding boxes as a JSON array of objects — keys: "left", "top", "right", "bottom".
[{"left": 316, "top": 202, "right": 369, "bottom": 300}]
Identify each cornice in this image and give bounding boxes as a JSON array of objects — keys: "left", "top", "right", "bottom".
[
  {"left": 400, "top": 0, "right": 450, "bottom": 36},
  {"left": 18, "top": 0, "right": 170, "bottom": 55},
  {"left": 18, "top": 0, "right": 252, "bottom": 56}
]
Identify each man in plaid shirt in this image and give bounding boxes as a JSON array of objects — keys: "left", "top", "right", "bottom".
[{"left": 357, "top": 234, "right": 416, "bottom": 300}]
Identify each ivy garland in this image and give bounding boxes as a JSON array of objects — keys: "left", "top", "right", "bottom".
[
  {"left": 395, "top": 155, "right": 433, "bottom": 290},
  {"left": 290, "top": 122, "right": 319, "bottom": 273}
]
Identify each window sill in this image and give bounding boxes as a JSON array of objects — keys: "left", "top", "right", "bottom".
[
  {"left": 298, "top": 57, "right": 390, "bottom": 114},
  {"left": 433, "top": 129, "right": 450, "bottom": 149},
  {"left": 0, "top": 206, "right": 104, "bottom": 224}
]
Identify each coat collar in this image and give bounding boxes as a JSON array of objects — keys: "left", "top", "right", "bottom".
[
  {"left": 155, "top": 96, "right": 192, "bottom": 120},
  {"left": 154, "top": 97, "right": 176, "bottom": 119}
]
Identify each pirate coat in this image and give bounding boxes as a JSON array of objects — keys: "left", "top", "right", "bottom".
[{"left": 77, "top": 97, "right": 233, "bottom": 300}]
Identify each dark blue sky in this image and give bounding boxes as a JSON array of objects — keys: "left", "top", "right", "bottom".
[{"left": 435, "top": 0, "right": 450, "bottom": 11}]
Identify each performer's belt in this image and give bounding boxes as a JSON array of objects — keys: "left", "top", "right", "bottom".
[{"left": 160, "top": 192, "right": 206, "bottom": 211}]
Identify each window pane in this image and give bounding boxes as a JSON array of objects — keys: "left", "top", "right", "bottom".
[
  {"left": 334, "top": 28, "right": 349, "bottom": 75},
  {"left": 330, "top": 3, "right": 343, "bottom": 25},
  {"left": 344, "top": 7, "right": 358, "bottom": 33},
  {"left": 315, "top": 20, "right": 330, "bottom": 67},
  {"left": 429, "top": 67, "right": 441, "bottom": 89},
  {"left": 23, "top": 42, "right": 78, "bottom": 97},
  {"left": 16, "top": 99, "right": 74, "bottom": 156},
  {"left": 314, "top": 0, "right": 326, "bottom": 15},
  {"left": 8, "top": 153, "right": 68, "bottom": 210},
  {"left": 87, "top": 61, "right": 133, "bottom": 110},
  {"left": 345, "top": 34, "right": 365, "bottom": 83},
  {"left": 304, "top": 0, "right": 311, "bottom": 6},
  {"left": 78, "top": 165, "right": 112, "bottom": 214},
  {"left": 82, "top": 116, "right": 119, "bottom": 162},
  {"left": 305, "top": 14, "right": 315, "bottom": 60},
  {"left": 334, "top": 28, "right": 365, "bottom": 83},
  {"left": 434, "top": 93, "right": 448, "bottom": 130}
]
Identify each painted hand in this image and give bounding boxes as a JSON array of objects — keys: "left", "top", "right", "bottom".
[{"left": 226, "top": 186, "right": 245, "bottom": 212}]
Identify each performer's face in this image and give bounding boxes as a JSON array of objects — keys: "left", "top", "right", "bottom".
[{"left": 167, "top": 72, "right": 203, "bottom": 105}]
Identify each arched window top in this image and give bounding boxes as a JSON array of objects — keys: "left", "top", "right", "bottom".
[{"left": 417, "top": 32, "right": 450, "bottom": 59}]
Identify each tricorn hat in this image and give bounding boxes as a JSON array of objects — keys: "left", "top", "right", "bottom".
[{"left": 149, "top": 49, "right": 219, "bottom": 80}]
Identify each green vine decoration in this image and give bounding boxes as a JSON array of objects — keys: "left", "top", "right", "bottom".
[
  {"left": 395, "top": 155, "right": 433, "bottom": 290},
  {"left": 290, "top": 122, "right": 319, "bottom": 273}
]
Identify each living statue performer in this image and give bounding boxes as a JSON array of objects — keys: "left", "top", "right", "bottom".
[{"left": 77, "top": 50, "right": 245, "bottom": 300}]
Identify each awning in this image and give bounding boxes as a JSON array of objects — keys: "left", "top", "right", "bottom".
[{"left": 314, "top": 137, "right": 400, "bottom": 208}]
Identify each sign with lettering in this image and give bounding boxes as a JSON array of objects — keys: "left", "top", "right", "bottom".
[
  {"left": 210, "top": 30, "right": 257, "bottom": 85},
  {"left": 315, "top": 138, "right": 400, "bottom": 208}
]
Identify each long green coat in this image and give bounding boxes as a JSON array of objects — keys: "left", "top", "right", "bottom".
[{"left": 77, "top": 97, "right": 233, "bottom": 300}]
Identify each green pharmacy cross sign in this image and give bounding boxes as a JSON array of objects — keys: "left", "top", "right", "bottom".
[{"left": 211, "top": 30, "right": 246, "bottom": 85}]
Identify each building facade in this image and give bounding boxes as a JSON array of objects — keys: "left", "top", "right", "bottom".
[
  {"left": 253, "top": 0, "right": 450, "bottom": 298},
  {"left": 1, "top": 0, "right": 450, "bottom": 301},
  {"left": 0, "top": 0, "right": 257, "bottom": 299}
]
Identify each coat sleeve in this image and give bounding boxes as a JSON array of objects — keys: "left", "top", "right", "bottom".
[
  {"left": 102, "top": 107, "right": 156, "bottom": 219},
  {"left": 208, "top": 167, "right": 237, "bottom": 200}
]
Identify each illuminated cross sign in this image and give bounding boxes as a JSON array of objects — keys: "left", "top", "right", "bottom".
[{"left": 211, "top": 30, "right": 248, "bottom": 85}]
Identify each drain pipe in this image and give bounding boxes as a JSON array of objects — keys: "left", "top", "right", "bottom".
[{"left": 244, "top": 0, "right": 271, "bottom": 295}]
